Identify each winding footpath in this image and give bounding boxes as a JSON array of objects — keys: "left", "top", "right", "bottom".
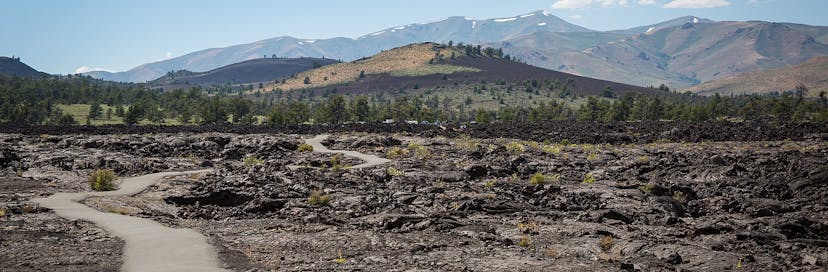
[
  {"left": 32, "top": 169, "right": 228, "bottom": 272},
  {"left": 30, "top": 135, "right": 387, "bottom": 271},
  {"left": 304, "top": 134, "right": 391, "bottom": 168}
]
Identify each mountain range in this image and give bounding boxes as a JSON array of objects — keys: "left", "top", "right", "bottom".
[
  {"left": 62, "top": 10, "right": 828, "bottom": 93},
  {"left": 148, "top": 57, "right": 339, "bottom": 91}
]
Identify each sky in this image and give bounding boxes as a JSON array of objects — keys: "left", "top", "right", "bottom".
[{"left": 1, "top": 0, "right": 825, "bottom": 74}]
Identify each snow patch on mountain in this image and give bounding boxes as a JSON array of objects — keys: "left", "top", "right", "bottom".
[{"left": 494, "top": 17, "right": 517, "bottom": 22}]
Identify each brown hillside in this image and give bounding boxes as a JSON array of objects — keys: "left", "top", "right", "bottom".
[
  {"left": 686, "top": 56, "right": 828, "bottom": 96},
  {"left": 264, "top": 43, "right": 475, "bottom": 91},
  {"left": 261, "top": 43, "right": 659, "bottom": 97}
]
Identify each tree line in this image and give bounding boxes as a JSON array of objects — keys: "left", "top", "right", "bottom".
[{"left": 1, "top": 73, "right": 826, "bottom": 125}]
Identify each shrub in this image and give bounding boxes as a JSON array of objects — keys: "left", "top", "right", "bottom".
[
  {"left": 505, "top": 141, "right": 526, "bottom": 155},
  {"left": 308, "top": 190, "right": 331, "bottom": 206},
  {"left": 387, "top": 167, "right": 405, "bottom": 177},
  {"left": 517, "top": 235, "right": 531, "bottom": 248},
  {"left": 330, "top": 154, "right": 344, "bottom": 171},
  {"left": 484, "top": 179, "right": 496, "bottom": 188},
  {"left": 335, "top": 249, "right": 347, "bottom": 264},
  {"left": 673, "top": 191, "right": 686, "bottom": 202},
  {"left": 529, "top": 172, "right": 546, "bottom": 186},
  {"left": 518, "top": 220, "right": 539, "bottom": 234},
  {"left": 639, "top": 183, "right": 656, "bottom": 194},
  {"left": 599, "top": 236, "right": 613, "bottom": 251},
  {"left": 408, "top": 142, "right": 431, "bottom": 159},
  {"left": 386, "top": 146, "right": 410, "bottom": 159},
  {"left": 89, "top": 169, "right": 117, "bottom": 191},
  {"left": 530, "top": 172, "right": 559, "bottom": 186},
  {"left": 586, "top": 152, "right": 599, "bottom": 161},
  {"left": 455, "top": 134, "right": 480, "bottom": 151},
  {"left": 559, "top": 139, "right": 572, "bottom": 146},
  {"left": 0, "top": 208, "right": 6, "bottom": 217},
  {"left": 243, "top": 156, "right": 264, "bottom": 166},
  {"left": 297, "top": 143, "right": 314, "bottom": 152},
  {"left": 582, "top": 173, "right": 596, "bottom": 184},
  {"left": 542, "top": 144, "right": 561, "bottom": 155},
  {"left": 636, "top": 155, "right": 650, "bottom": 163}
]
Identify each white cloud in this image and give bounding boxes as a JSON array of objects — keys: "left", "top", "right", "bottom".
[
  {"left": 74, "top": 66, "right": 110, "bottom": 74},
  {"left": 552, "top": 0, "right": 593, "bottom": 9},
  {"left": 663, "top": 0, "right": 731, "bottom": 8},
  {"left": 552, "top": 0, "right": 631, "bottom": 9},
  {"left": 157, "top": 52, "right": 174, "bottom": 61},
  {"left": 570, "top": 14, "right": 584, "bottom": 20},
  {"left": 638, "top": 0, "right": 658, "bottom": 4}
]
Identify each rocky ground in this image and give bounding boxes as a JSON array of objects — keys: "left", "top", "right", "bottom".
[{"left": 1, "top": 128, "right": 826, "bottom": 271}]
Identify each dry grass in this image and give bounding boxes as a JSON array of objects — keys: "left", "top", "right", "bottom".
[
  {"left": 599, "top": 236, "right": 614, "bottom": 251},
  {"left": 308, "top": 190, "right": 331, "bottom": 206}
]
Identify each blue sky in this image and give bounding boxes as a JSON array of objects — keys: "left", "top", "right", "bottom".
[{"left": 1, "top": 0, "right": 824, "bottom": 74}]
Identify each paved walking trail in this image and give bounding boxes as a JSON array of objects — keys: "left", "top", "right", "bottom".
[
  {"left": 32, "top": 169, "right": 228, "bottom": 272},
  {"left": 292, "top": 134, "right": 391, "bottom": 169},
  {"left": 31, "top": 135, "right": 388, "bottom": 271}
]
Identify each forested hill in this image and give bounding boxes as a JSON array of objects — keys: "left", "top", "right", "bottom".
[{"left": 0, "top": 57, "right": 47, "bottom": 78}]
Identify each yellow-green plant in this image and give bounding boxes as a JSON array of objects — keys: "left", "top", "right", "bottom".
[
  {"left": 639, "top": 183, "right": 656, "bottom": 194},
  {"left": 407, "top": 142, "right": 431, "bottom": 159},
  {"left": 529, "top": 172, "right": 546, "bottom": 186},
  {"left": 542, "top": 144, "right": 561, "bottom": 155},
  {"left": 455, "top": 134, "right": 480, "bottom": 151},
  {"left": 334, "top": 249, "right": 347, "bottom": 264},
  {"left": 387, "top": 167, "right": 405, "bottom": 177},
  {"left": 297, "top": 143, "right": 314, "bottom": 152},
  {"left": 89, "top": 169, "right": 116, "bottom": 191},
  {"left": 0, "top": 208, "right": 6, "bottom": 217},
  {"left": 636, "top": 155, "right": 650, "bottom": 163},
  {"left": 243, "top": 156, "right": 264, "bottom": 166},
  {"left": 586, "top": 152, "right": 599, "bottom": 161},
  {"left": 673, "top": 191, "right": 686, "bottom": 202},
  {"left": 386, "top": 146, "right": 410, "bottom": 159},
  {"left": 517, "top": 235, "right": 531, "bottom": 248},
  {"left": 308, "top": 190, "right": 331, "bottom": 206},
  {"left": 505, "top": 141, "right": 526, "bottom": 155},
  {"left": 582, "top": 173, "right": 596, "bottom": 184},
  {"left": 484, "top": 179, "right": 496, "bottom": 188}
]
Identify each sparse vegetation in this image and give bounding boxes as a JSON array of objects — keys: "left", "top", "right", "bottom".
[
  {"left": 386, "top": 146, "right": 410, "bottom": 159},
  {"left": 456, "top": 134, "right": 480, "bottom": 151},
  {"left": 639, "top": 183, "right": 656, "bottom": 194},
  {"left": 308, "top": 190, "right": 331, "bottom": 206},
  {"left": 599, "top": 236, "right": 613, "bottom": 251},
  {"left": 505, "top": 141, "right": 526, "bottom": 155},
  {"left": 518, "top": 220, "right": 539, "bottom": 234},
  {"left": 88, "top": 169, "right": 117, "bottom": 191},
  {"left": 297, "top": 143, "right": 314, "bottom": 152},
  {"left": 517, "top": 235, "right": 531, "bottom": 248},
  {"left": 334, "top": 249, "right": 347, "bottom": 264},
  {"left": 387, "top": 167, "right": 405, "bottom": 177},
  {"left": 529, "top": 172, "right": 547, "bottom": 186},
  {"left": 586, "top": 152, "right": 599, "bottom": 161},
  {"left": 582, "top": 173, "right": 596, "bottom": 184},
  {"left": 243, "top": 156, "right": 264, "bottom": 166},
  {"left": 673, "top": 191, "right": 686, "bottom": 202},
  {"left": 407, "top": 142, "right": 431, "bottom": 159}
]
